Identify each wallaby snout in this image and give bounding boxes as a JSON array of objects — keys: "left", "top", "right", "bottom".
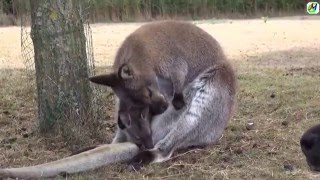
[
  {"left": 150, "top": 99, "right": 168, "bottom": 115},
  {"left": 138, "top": 137, "right": 154, "bottom": 150},
  {"left": 149, "top": 91, "right": 169, "bottom": 115}
]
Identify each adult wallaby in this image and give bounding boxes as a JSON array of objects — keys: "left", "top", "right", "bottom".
[
  {"left": 0, "top": 20, "right": 236, "bottom": 178},
  {"left": 300, "top": 124, "right": 320, "bottom": 172},
  {"left": 89, "top": 20, "right": 236, "bottom": 169}
]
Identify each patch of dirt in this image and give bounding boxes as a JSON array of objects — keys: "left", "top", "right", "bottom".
[
  {"left": 287, "top": 66, "right": 320, "bottom": 76},
  {"left": 248, "top": 48, "right": 320, "bottom": 69}
]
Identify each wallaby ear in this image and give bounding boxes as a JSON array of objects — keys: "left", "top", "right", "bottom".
[
  {"left": 89, "top": 73, "right": 119, "bottom": 87},
  {"left": 155, "top": 75, "right": 174, "bottom": 97},
  {"left": 140, "top": 107, "right": 150, "bottom": 120},
  {"left": 119, "top": 112, "right": 131, "bottom": 128},
  {"left": 118, "top": 63, "right": 135, "bottom": 80}
]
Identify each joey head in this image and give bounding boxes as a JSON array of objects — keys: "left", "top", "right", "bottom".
[{"left": 117, "top": 101, "right": 153, "bottom": 150}]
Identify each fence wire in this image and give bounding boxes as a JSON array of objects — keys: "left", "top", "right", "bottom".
[{"left": 20, "top": 0, "right": 110, "bottom": 147}]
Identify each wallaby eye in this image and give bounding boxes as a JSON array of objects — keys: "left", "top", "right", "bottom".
[{"left": 119, "top": 113, "right": 131, "bottom": 128}]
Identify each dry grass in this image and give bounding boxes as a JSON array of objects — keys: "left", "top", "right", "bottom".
[{"left": 1, "top": 16, "right": 320, "bottom": 179}]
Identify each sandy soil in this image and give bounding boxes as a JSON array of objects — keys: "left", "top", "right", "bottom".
[{"left": 0, "top": 16, "right": 319, "bottom": 69}]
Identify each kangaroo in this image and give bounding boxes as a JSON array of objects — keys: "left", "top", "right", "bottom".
[
  {"left": 89, "top": 20, "right": 236, "bottom": 169},
  {"left": 0, "top": 20, "right": 236, "bottom": 178},
  {"left": 300, "top": 124, "right": 320, "bottom": 172}
]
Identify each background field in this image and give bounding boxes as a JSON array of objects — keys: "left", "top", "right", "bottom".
[
  {"left": 0, "top": 0, "right": 307, "bottom": 25},
  {"left": 1, "top": 16, "right": 320, "bottom": 179}
]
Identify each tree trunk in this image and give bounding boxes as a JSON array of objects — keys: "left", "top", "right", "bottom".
[
  {"left": 253, "top": 0, "right": 257, "bottom": 15},
  {"left": 30, "top": 0, "right": 94, "bottom": 145},
  {"left": 0, "top": 1, "right": 2, "bottom": 14}
]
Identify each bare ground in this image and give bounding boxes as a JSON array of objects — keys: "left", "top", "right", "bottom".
[{"left": 0, "top": 16, "right": 320, "bottom": 179}]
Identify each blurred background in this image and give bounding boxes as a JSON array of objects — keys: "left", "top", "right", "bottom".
[{"left": 0, "top": 0, "right": 309, "bottom": 26}]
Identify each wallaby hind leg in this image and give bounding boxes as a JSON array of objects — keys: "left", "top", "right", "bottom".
[{"left": 129, "top": 66, "right": 235, "bottom": 170}]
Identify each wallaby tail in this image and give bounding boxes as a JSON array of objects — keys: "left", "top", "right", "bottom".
[{"left": 0, "top": 142, "right": 139, "bottom": 179}]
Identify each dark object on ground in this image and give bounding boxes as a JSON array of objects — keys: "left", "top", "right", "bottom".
[{"left": 300, "top": 124, "right": 320, "bottom": 172}]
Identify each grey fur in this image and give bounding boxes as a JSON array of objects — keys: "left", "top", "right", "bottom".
[
  {"left": 91, "top": 20, "right": 236, "bottom": 153},
  {"left": 114, "top": 64, "right": 236, "bottom": 163}
]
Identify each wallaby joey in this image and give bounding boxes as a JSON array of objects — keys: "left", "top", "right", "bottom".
[
  {"left": 115, "top": 97, "right": 154, "bottom": 150},
  {"left": 300, "top": 124, "right": 320, "bottom": 172},
  {"left": 90, "top": 20, "right": 236, "bottom": 170}
]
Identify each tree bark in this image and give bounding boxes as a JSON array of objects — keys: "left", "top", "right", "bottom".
[{"left": 30, "top": 0, "right": 93, "bottom": 143}]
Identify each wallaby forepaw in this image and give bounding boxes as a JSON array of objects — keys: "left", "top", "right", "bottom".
[
  {"left": 172, "top": 93, "right": 185, "bottom": 110},
  {"left": 127, "top": 150, "right": 155, "bottom": 171}
]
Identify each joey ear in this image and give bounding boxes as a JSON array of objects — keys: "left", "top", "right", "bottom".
[
  {"left": 140, "top": 107, "right": 150, "bottom": 119},
  {"left": 118, "top": 64, "right": 135, "bottom": 80},
  {"left": 155, "top": 75, "right": 174, "bottom": 97},
  {"left": 89, "top": 73, "right": 119, "bottom": 87},
  {"left": 119, "top": 113, "right": 131, "bottom": 128}
]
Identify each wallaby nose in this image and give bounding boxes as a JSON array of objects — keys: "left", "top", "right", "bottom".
[
  {"left": 136, "top": 143, "right": 146, "bottom": 150},
  {"left": 159, "top": 99, "right": 169, "bottom": 112},
  {"left": 150, "top": 99, "right": 169, "bottom": 115},
  {"left": 145, "top": 142, "right": 154, "bottom": 150},
  {"left": 142, "top": 138, "right": 154, "bottom": 150},
  {"left": 159, "top": 103, "right": 168, "bottom": 113}
]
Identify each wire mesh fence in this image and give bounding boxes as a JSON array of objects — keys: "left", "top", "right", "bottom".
[{"left": 20, "top": 0, "right": 111, "bottom": 149}]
